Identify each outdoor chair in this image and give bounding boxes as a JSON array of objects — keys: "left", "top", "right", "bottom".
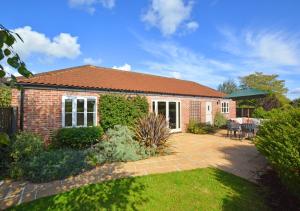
[
  {"left": 241, "top": 123, "right": 258, "bottom": 139},
  {"left": 226, "top": 120, "right": 242, "bottom": 139}
]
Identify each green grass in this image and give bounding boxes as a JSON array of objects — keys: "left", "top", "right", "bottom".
[{"left": 10, "top": 168, "right": 268, "bottom": 211}]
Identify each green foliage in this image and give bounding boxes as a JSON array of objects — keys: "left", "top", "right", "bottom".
[
  {"left": 53, "top": 126, "right": 104, "bottom": 149},
  {"left": 99, "top": 94, "right": 149, "bottom": 131},
  {"left": 291, "top": 98, "right": 300, "bottom": 108},
  {"left": 11, "top": 132, "right": 44, "bottom": 162},
  {"left": 252, "top": 107, "right": 268, "bottom": 118},
  {"left": 187, "top": 120, "right": 217, "bottom": 134},
  {"left": 10, "top": 132, "right": 44, "bottom": 179},
  {"left": 255, "top": 108, "right": 300, "bottom": 196},
  {"left": 0, "top": 86, "right": 11, "bottom": 107},
  {"left": 214, "top": 112, "right": 227, "bottom": 128},
  {"left": 134, "top": 113, "right": 170, "bottom": 153},
  {"left": 0, "top": 24, "right": 32, "bottom": 82},
  {"left": 0, "top": 132, "right": 10, "bottom": 145},
  {"left": 217, "top": 79, "right": 238, "bottom": 94},
  {"left": 239, "top": 72, "right": 290, "bottom": 106},
  {"left": 0, "top": 132, "right": 11, "bottom": 178},
  {"left": 86, "top": 125, "right": 149, "bottom": 165},
  {"left": 23, "top": 149, "right": 90, "bottom": 183},
  {"left": 253, "top": 105, "right": 294, "bottom": 119}
]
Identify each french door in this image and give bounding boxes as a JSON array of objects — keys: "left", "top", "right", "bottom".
[{"left": 152, "top": 100, "right": 181, "bottom": 132}]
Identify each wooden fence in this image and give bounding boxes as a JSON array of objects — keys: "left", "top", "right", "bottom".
[{"left": 0, "top": 107, "right": 18, "bottom": 135}]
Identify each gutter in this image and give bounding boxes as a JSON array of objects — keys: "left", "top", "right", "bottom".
[{"left": 17, "top": 83, "right": 226, "bottom": 99}]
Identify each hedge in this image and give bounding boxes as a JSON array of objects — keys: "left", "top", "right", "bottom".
[
  {"left": 53, "top": 126, "right": 104, "bottom": 149},
  {"left": 99, "top": 94, "right": 149, "bottom": 131},
  {"left": 0, "top": 86, "right": 11, "bottom": 107},
  {"left": 255, "top": 108, "right": 300, "bottom": 197}
]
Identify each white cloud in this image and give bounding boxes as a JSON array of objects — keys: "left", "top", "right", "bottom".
[
  {"left": 83, "top": 57, "right": 102, "bottom": 65},
  {"left": 112, "top": 63, "right": 131, "bottom": 71},
  {"left": 140, "top": 40, "right": 232, "bottom": 86},
  {"left": 290, "top": 88, "right": 300, "bottom": 94},
  {"left": 186, "top": 21, "right": 199, "bottom": 31},
  {"left": 142, "top": 0, "right": 197, "bottom": 36},
  {"left": 219, "top": 27, "right": 300, "bottom": 67},
  {"left": 12, "top": 26, "right": 81, "bottom": 59},
  {"left": 68, "top": 0, "right": 115, "bottom": 14}
]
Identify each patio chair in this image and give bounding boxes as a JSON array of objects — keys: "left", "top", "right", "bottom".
[
  {"left": 241, "top": 123, "right": 257, "bottom": 139},
  {"left": 226, "top": 120, "right": 242, "bottom": 139}
]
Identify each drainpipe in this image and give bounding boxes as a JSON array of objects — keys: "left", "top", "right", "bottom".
[{"left": 20, "top": 88, "right": 25, "bottom": 131}]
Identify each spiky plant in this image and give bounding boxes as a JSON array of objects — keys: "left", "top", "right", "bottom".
[{"left": 134, "top": 113, "right": 170, "bottom": 152}]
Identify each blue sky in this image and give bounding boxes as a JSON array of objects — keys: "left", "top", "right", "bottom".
[{"left": 1, "top": 0, "right": 300, "bottom": 98}]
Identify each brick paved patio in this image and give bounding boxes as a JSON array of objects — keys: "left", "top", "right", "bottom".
[{"left": 0, "top": 132, "right": 268, "bottom": 210}]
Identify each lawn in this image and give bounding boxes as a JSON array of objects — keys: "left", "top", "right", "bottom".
[{"left": 10, "top": 168, "right": 268, "bottom": 211}]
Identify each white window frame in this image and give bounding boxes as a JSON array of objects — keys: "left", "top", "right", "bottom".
[
  {"left": 151, "top": 100, "right": 182, "bottom": 133},
  {"left": 221, "top": 101, "right": 229, "bottom": 114},
  {"left": 62, "top": 96, "right": 97, "bottom": 127}
]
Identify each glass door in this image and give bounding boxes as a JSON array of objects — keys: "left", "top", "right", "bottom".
[
  {"left": 152, "top": 100, "right": 181, "bottom": 132},
  {"left": 168, "top": 102, "right": 177, "bottom": 129}
]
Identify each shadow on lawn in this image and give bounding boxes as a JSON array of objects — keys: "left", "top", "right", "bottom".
[
  {"left": 212, "top": 144, "right": 269, "bottom": 211},
  {"left": 13, "top": 163, "right": 148, "bottom": 211}
]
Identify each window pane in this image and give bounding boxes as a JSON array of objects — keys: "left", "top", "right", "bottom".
[
  {"left": 87, "top": 113, "right": 94, "bottom": 126},
  {"left": 152, "top": 102, "right": 155, "bottom": 113},
  {"left": 65, "top": 99, "right": 72, "bottom": 112},
  {"left": 87, "top": 99, "right": 95, "bottom": 112},
  {"left": 65, "top": 113, "right": 72, "bottom": 127},
  {"left": 168, "top": 102, "right": 176, "bottom": 129},
  {"left": 77, "top": 99, "right": 84, "bottom": 112},
  {"left": 77, "top": 113, "right": 84, "bottom": 126},
  {"left": 158, "top": 101, "right": 166, "bottom": 117}
]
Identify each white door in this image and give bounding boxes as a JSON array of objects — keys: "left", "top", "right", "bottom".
[{"left": 205, "top": 102, "right": 213, "bottom": 124}]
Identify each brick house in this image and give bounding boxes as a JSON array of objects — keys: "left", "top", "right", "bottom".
[{"left": 12, "top": 65, "right": 236, "bottom": 141}]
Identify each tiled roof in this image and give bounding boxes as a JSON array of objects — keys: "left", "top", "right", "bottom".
[{"left": 17, "top": 65, "right": 225, "bottom": 98}]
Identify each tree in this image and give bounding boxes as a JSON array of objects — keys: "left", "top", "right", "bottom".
[
  {"left": 239, "top": 72, "right": 290, "bottom": 105},
  {"left": 217, "top": 79, "right": 238, "bottom": 94},
  {"left": 0, "top": 24, "right": 32, "bottom": 84},
  {"left": 291, "top": 98, "right": 300, "bottom": 108}
]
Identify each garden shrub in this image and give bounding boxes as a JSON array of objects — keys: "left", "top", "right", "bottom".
[
  {"left": 134, "top": 113, "right": 170, "bottom": 153},
  {"left": 10, "top": 132, "right": 44, "bottom": 179},
  {"left": 214, "top": 112, "right": 227, "bottom": 128},
  {"left": 53, "top": 126, "right": 104, "bottom": 149},
  {"left": 255, "top": 108, "right": 300, "bottom": 197},
  {"left": 11, "top": 132, "right": 44, "bottom": 162},
  {"left": 86, "top": 125, "right": 149, "bottom": 165},
  {"left": 0, "top": 132, "right": 11, "bottom": 178},
  {"left": 187, "top": 120, "right": 217, "bottom": 134},
  {"left": 0, "top": 86, "right": 11, "bottom": 108},
  {"left": 23, "top": 149, "right": 90, "bottom": 183},
  {"left": 252, "top": 107, "right": 268, "bottom": 118},
  {"left": 99, "top": 94, "right": 149, "bottom": 131}
]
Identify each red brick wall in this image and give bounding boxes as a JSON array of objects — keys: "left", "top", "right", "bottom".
[
  {"left": 146, "top": 96, "right": 236, "bottom": 132},
  {"left": 12, "top": 88, "right": 236, "bottom": 142},
  {"left": 12, "top": 89, "right": 99, "bottom": 142}
]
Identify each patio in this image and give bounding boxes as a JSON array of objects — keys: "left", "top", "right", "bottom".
[{"left": 0, "top": 132, "right": 268, "bottom": 209}]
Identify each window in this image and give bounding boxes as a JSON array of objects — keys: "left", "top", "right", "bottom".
[
  {"left": 62, "top": 96, "right": 97, "bottom": 127},
  {"left": 221, "top": 101, "right": 229, "bottom": 113}
]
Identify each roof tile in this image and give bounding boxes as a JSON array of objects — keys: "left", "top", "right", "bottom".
[{"left": 18, "top": 65, "right": 224, "bottom": 98}]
